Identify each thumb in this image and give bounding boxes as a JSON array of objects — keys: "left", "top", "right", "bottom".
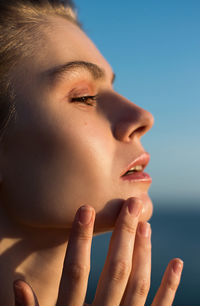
[{"left": 13, "top": 279, "right": 39, "bottom": 306}]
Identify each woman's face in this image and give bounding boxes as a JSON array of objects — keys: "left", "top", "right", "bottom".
[{"left": 0, "top": 17, "right": 154, "bottom": 232}]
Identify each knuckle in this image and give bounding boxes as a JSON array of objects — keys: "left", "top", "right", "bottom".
[
  {"left": 144, "top": 242, "right": 152, "bottom": 251},
  {"left": 109, "top": 259, "right": 131, "bottom": 281},
  {"left": 74, "top": 227, "right": 93, "bottom": 241},
  {"left": 66, "top": 262, "right": 90, "bottom": 282},
  {"left": 137, "top": 238, "right": 152, "bottom": 250},
  {"left": 120, "top": 220, "right": 137, "bottom": 235},
  {"left": 134, "top": 278, "right": 150, "bottom": 297},
  {"left": 166, "top": 277, "right": 178, "bottom": 291}
]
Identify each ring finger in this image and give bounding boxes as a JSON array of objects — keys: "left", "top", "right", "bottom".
[{"left": 120, "top": 221, "right": 151, "bottom": 306}]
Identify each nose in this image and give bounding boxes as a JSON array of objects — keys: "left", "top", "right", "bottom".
[{"left": 113, "top": 93, "right": 154, "bottom": 142}]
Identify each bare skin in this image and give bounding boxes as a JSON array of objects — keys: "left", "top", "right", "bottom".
[
  {"left": 0, "top": 16, "right": 155, "bottom": 305},
  {"left": 0, "top": 17, "right": 183, "bottom": 306},
  {"left": 13, "top": 198, "right": 183, "bottom": 306}
]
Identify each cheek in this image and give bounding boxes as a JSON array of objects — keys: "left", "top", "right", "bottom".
[
  {"left": 1, "top": 108, "right": 152, "bottom": 231},
  {"left": 1, "top": 115, "right": 115, "bottom": 229},
  {"left": 43, "top": 120, "right": 116, "bottom": 225}
]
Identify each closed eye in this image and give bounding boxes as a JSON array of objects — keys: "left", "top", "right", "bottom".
[{"left": 71, "top": 95, "right": 98, "bottom": 106}]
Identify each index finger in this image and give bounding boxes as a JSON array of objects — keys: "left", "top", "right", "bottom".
[{"left": 56, "top": 205, "right": 95, "bottom": 306}]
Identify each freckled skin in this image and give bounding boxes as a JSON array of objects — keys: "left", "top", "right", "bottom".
[{"left": 0, "top": 17, "right": 154, "bottom": 232}]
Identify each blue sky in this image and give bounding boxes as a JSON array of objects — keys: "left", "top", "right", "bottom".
[{"left": 75, "top": 0, "right": 200, "bottom": 207}]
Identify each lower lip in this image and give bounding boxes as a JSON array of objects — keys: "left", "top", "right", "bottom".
[{"left": 121, "top": 172, "right": 152, "bottom": 182}]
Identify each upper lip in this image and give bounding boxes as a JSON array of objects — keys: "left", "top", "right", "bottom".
[{"left": 120, "top": 152, "right": 150, "bottom": 177}]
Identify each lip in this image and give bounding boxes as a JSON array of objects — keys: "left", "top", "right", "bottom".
[{"left": 120, "top": 152, "right": 152, "bottom": 182}]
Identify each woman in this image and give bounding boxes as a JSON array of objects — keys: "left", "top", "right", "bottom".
[{"left": 0, "top": 0, "right": 183, "bottom": 305}]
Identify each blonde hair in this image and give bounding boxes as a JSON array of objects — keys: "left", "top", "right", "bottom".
[{"left": 0, "top": 0, "right": 79, "bottom": 143}]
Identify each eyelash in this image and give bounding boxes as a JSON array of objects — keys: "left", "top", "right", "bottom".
[{"left": 70, "top": 95, "right": 98, "bottom": 106}]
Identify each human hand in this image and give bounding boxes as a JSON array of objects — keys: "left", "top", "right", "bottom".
[{"left": 13, "top": 198, "right": 183, "bottom": 306}]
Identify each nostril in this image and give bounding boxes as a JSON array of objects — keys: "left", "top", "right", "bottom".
[
  {"left": 133, "top": 125, "right": 148, "bottom": 137},
  {"left": 138, "top": 110, "right": 154, "bottom": 136},
  {"left": 114, "top": 112, "right": 154, "bottom": 142},
  {"left": 112, "top": 93, "right": 154, "bottom": 141},
  {"left": 130, "top": 112, "right": 154, "bottom": 138}
]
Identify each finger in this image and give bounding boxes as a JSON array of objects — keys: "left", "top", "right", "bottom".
[
  {"left": 121, "top": 221, "right": 151, "bottom": 306},
  {"left": 14, "top": 280, "right": 39, "bottom": 306},
  {"left": 151, "top": 258, "right": 183, "bottom": 306},
  {"left": 93, "top": 197, "right": 142, "bottom": 306},
  {"left": 56, "top": 205, "right": 95, "bottom": 306}
]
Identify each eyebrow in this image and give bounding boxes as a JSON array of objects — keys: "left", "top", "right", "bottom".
[{"left": 42, "top": 61, "right": 116, "bottom": 87}]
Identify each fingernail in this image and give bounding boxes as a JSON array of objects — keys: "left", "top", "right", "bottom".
[
  {"left": 172, "top": 259, "right": 184, "bottom": 274},
  {"left": 13, "top": 284, "right": 24, "bottom": 304},
  {"left": 78, "top": 206, "right": 93, "bottom": 225},
  {"left": 138, "top": 222, "right": 151, "bottom": 237},
  {"left": 127, "top": 199, "right": 142, "bottom": 216}
]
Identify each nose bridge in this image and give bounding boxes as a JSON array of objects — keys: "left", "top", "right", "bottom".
[{"left": 113, "top": 92, "right": 154, "bottom": 142}]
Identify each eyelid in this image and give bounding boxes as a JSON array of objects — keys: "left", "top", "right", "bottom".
[
  {"left": 68, "top": 83, "right": 94, "bottom": 96},
  {"left": 71, "top": 94, "right": 98, "bottom": 101},
  {"left": 70, "top": 94, "right": 98, "bottom": 106}
]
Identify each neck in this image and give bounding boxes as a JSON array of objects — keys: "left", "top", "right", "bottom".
[{"left": 0, "top": 205, "right": 70, "bottom": 306}]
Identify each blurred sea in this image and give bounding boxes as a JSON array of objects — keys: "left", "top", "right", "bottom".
[{"left": 85, "top": 199, "right": 200, "bottom": 305}]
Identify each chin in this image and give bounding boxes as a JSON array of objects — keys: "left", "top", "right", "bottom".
[{"left": 93, "top": 193, "right": 153, "bottom": 235}]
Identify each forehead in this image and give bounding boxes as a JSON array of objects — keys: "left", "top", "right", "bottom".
[{"left": 34, "top": 17, "right": 113, "bottom": 81}]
